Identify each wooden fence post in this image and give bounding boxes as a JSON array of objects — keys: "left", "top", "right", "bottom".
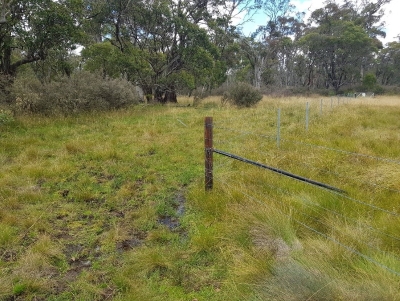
[
  {"left": 305, "top": 102, "right": 309, "bottom": 131},
  {"left": 205, "top": 117, "right": 213, "bottom": 191},
  {"left": 320, "top": 99, "right": 323, "bottom": 115},
  {"left": 277, "top": 108, "right": 281, "bottom": 148}
]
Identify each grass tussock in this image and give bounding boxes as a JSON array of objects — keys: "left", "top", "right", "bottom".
[{"left": 0, "top": 95, "right": 399, "bottom": 300}]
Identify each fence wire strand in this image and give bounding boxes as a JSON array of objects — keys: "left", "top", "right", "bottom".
[
  {"left": 330, "top": 190, "right": 400, "bottom": 217},
  {"left": 214, "top": 120, "right": 400, "bottom": 166},
  {"left": 281, "top": 139, "right": 400, "bottom": 165},
  {"left": 271, "top": 149, "right": 397, "bottom": 195},
  {"left": 214, "top": 176, "right": 400, "bottom": 277},
  {"left": 294, "top": 206, "right": 400, "bottom": 262},
  {"left": 212, "top": 143, "right": 399, "bottom": 218},
  {"left": 215, "top": 173, "right": 395, "bottom": 245},
  {"left": 211, "top": 111, "right": 400, "bottom": 277},
  {"left": 298, "top": 161, "right": 400, "bottom": 194},
  {"left": 253, "top": 176, "right": 400, "bottom": 243}
]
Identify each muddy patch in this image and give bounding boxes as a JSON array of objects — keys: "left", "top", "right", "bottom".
[
  {"left": 0, "top": 249, "right": 17, "bottom": 262},
  {"left": 116, "top": 238, "right": 142, "bottom": 251},
  {"left": 158, "top": 193, "right": 186, "bottom": 231},
  {"left": 116, "top": 231, "right": 146, "bottom": 253}
]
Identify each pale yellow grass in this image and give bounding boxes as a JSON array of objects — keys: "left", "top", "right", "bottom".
[
  {"left": 352, "top": 95, "right": 400, "bottom": 107},
  {"left": 192, "top": 94, "right": 400, "bottom": 108},
  {"left": 188, "top": 93, "right": 400, "bottom": 300}
]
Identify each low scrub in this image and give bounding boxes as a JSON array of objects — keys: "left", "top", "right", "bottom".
[
  {"left": 12, "top": 71, "right": 141, "bottom": 115},
  {"left": 221, "top": 82, "right": 263, "bottom": 107}
]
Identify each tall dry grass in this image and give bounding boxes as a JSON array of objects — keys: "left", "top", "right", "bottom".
[{"left": 190, "top": 94, "right": 400, "bottom": 300}]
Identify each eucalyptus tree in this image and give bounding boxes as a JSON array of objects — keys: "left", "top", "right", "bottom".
[
  {"left": 239, "top": 0, "right": 304, "bottom": 89},
  {"left": 81, "top": 0, "right": 257, "bottom": 102},
  {"left": 340, "top": 0, "right": 390, "bottom": 79},
  {"left": 341, "top": 0, "right": 390, "bottom": 40},
  {"left": 0, "top": 0, "right": 81, "bottom": 78},
  {"left": 299, "top": 1, "right": 390, "bottom": 93},
  {"left": 376, "top": 40, "right": 400, "bottom": 85}
]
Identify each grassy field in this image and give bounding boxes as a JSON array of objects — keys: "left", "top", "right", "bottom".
[{"left": 0, "top": 95, "right": 399, "bottom": 300}]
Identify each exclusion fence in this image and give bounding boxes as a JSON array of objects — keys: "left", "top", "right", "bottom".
[
  {"left": 204, "top": 115, "right": 400, "bottom": 277},
  {"left": 204, "top": 116, "right": 344, "bottom": 193}
]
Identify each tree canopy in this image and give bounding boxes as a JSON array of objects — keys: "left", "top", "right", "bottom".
[
  {"left": 1, "top": 0, "right": 399, "bottom": 103},
  {"left": 0, "top": 0, "right": 81, "bottom": 76}
]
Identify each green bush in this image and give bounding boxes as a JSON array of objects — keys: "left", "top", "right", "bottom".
[
  {"left": 362, "top": 73, "right": 377, "bottom": 90},
  {"left": 360, "top": 73, "right": 385, "bottom": 95},
  {"left": 12, "top": 71, "right": 141, "bottom": 115},
  {"left": 372, "top": 85, "right": 385, "bottom": 95},
  {"left": 221, "top": 82, "right": 263, "bottom": 107}
]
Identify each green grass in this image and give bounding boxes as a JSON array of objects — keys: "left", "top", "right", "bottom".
[{"left": 0, "top": 97, "right": 399, "bottom": 300}]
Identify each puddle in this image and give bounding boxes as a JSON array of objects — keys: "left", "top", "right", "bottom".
[
  {"left": 158, "top": 193, "right": 186, "bottom": 230},
  {"left": 116, "top": 238, "right": 142, "bottom": 251}
]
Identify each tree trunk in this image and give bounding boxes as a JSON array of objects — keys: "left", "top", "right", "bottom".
[
  {"left": 155, "top": 88, "right": 164, "bottom": 103},
  {"left": 164, "top": 90, "right": 177, "bottom": 103},
  {"left": 253, "top": 56, "right": 264, "bottom": 89},
  {"left": 1, "top": 34, "right": 13, "bottom": 76},
  {"left": 0, "top": 72, "right": 13, "bottom": 103},
  {"left": 0, "top": 35, "right": 15, "bottom": 103},
  {"left": 142, "top": 86, "right": 153, "bottom": 102}
]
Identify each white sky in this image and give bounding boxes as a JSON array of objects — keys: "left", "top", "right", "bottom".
[{"left": 241, "top": 0, "right": 399, "bottom": 45}]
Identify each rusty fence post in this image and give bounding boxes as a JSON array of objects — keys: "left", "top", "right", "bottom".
[{"left": 205, "top": 117, "right": 213, "bottom": 191}]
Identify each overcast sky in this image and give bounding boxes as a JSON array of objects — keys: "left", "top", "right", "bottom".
[{"left": 241, "top": 0, "right": 399, "bottom": 45}]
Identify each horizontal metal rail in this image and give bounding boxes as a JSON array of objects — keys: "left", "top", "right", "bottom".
[{"left": 213, "top": 149, "right": 345, "bottom": 194}]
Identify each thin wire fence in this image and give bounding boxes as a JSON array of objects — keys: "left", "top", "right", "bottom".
[
  {"left": 213, "top": 123, "right": 400, "bottom": 166},
  {"left": 209, "top": 109, "right": 400, "bottom": 277},
  {"left": 214, "top": 139, "right": 400, "bottom": 196},
  {"left": 214, "top": 174, "right": 400, "bottom": 277},
  {"left": 213, "top": 159, "right": 400, "bottom": 244}
]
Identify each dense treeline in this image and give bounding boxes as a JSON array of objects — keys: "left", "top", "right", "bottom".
[{"left": 0, "top": 0, "right": 399, "bottom": 109}]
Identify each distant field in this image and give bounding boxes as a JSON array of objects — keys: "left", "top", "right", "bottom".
[{"left": 0, "top": 95, "right": 399, "bottom": 300}]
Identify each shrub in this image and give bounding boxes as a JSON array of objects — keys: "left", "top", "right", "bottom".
[
  {"left": 362, "top": 73, "right": 377, "bottom": 90},
  {"left": 11, "top": 71, "right": 141, "bottom": 115},
  {"left": 359, "top": 73, "right": 385, "bottom": 95},
  {"left": 372, "top": 85, "right": 385, "bottom": 95},
  {"left": 221, "top": 82, "right": 263, "bottom": 107}
]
